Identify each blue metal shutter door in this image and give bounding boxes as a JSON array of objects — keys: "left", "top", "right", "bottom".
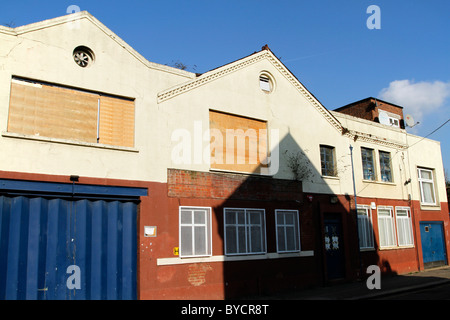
[{"left": 0, "top": 195, "right": 137, "bottom": 300}]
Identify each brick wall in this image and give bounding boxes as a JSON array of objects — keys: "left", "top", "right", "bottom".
[
  {"left": 335, "top": 98, "right": 404, "bottom": 128},
  {"left": 376, "top": 100, "right": 402, "bottom": 117},
  {"left": 167, "top": 168, "right": 302, "bottom": 201},
  {"left": 336, "top": 99, "right": 376, "bottom": 121}
]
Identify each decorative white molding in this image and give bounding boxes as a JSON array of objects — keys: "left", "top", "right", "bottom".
[
  {"left": 158, "top": 51, "right": 269, "bottom": 103},
  {"left": 157, "top": 49, "right": 343, "bottom": 134},
  {"left": 157, "top": 49, "right": 409, "bottom": 150},
  {"left": 344, "top": 129, "right": 407, "bottom": 149},
  {"left": 264, "top": 51, "right": 343, "bottom": 133},
  {"left": 332, "top": 112, "right": 408, "bottom": 149},
  {"left": 7, "top": 10, "right": 407, "bottom": 151}
]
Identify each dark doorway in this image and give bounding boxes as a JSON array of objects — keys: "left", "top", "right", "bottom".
[{"left": 324, "top": 213, "right": 345, "bottom": 280}]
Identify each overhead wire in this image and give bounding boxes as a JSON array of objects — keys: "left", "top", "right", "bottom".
[
  {"left": 351, "top": 117, "right": 450, "bottom": 197},
  {"left": 405, "top": 118, "right": 450, "bottom": 150}
]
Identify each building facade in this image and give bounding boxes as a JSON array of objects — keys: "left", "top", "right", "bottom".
[{"left": 0, "top": 12, "right": 448, "bottom": 300}]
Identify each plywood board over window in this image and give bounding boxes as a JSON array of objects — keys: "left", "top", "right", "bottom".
[
  {"left": 8, "top": 78, "right": 135, "bottom": 148},
  {"left": 98, "top": 95, "right": 135, "bottom": 147},
  {"left": 209, "top": 110, "right": 268, "bottom": 174}
]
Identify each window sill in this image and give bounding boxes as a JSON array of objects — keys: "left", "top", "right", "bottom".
[
  {"left": 322, "top": 175, "right": 339, "bottom": 180},
  {"left": 379, "top": 245, "right": 415, "bottom": 251},
  {"left": 2, "top": 132, "right": 139, "bottom": 153},
  {"left": 179, "top": 254, "right": 212, "bottom": 259},
  {"left": 419, "top": 203, "right": 441, "bottom": 211},
  {"left": 360, "top": 247, "right": 376, "bottom": 252},
  {"left": 362, "top": 179, "right": 396, "bottom": 186},
  {"left": 157, "top": 251, "right": 314, "bottom": 266}
]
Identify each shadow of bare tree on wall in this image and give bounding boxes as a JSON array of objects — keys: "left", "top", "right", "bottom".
[{"left": 168, "top": 130, "right": 391, "bottom": 299}]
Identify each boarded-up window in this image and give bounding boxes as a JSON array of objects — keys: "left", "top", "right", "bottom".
[
  {"left": 8, "top": 78, "right": 135, "bottom": 148},
  {"left": 98, "top": 95, "right": 135, "bottom": 147},
  {"left": 209, "top": 110, "right": 268, "bottom": 174}
]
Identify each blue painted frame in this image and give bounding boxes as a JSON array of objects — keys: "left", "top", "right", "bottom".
[{"left": 0, "top": 179, "right": 147, "bottom": 200}]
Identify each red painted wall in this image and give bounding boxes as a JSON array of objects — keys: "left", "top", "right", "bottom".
[
  {"left": 356, "top": 197, "right": 450, "bottom": 275},
  {"left": 1, "top": 169, "right": 448, "bottom": 299},
  {"left": 141, "top": 169, "right": 321, "bottom": 299}
]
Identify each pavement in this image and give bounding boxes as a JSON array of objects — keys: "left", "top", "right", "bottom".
[{"left": 249, "top": 266, "right": 450, "bottom": 300}]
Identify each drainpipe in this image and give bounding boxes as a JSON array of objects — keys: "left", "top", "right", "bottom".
[
  {"left": 404, "top": 130, "right": 421, "bottom": 271},
  {"left": 350, "top": 145, "right": 363, "bottom": 278}
]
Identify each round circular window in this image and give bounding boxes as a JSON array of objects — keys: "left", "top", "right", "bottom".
[{"left": 73, "top": 46, "right": 94, "bottom": 68}]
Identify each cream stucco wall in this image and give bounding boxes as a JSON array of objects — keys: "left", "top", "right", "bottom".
[
  {"left": 333, "top": 111, "right": 446, "bottom": 204},
  {"left": 0, "top": 12, "right": 446, "bottom": 206},
  {"left": 0, "top": 12, "right": 195, "bottom": 183},
  {"left": 159, "top": 54, "right": 345, "bottom": 195}
]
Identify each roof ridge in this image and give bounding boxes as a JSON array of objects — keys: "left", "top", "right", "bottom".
[
  {"left": 3, "top": 11, "right": 195, "bottom": 79},
  {"left": 157, "top": 47, "right": 343, "bottom": 135},
  {"left": 157, "top": 49, "right": 271, "bottom": 102}
]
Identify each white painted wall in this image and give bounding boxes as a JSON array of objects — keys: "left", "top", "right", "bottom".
[{"left": 0, "top": 12, "right": 446, "bottom": 206}]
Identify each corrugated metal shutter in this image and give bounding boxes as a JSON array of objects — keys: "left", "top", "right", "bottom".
[{"left": 0, "top": 195, "right": 138, "bottom": 300}]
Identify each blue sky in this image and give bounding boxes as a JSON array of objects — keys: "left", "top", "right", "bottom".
[{"left": 2, "top": 0, "right": 450, "bottom": 174}]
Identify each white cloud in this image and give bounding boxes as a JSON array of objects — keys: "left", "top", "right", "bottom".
[{"left": 379, "top": 79, "right": 450, "bottom": 122}]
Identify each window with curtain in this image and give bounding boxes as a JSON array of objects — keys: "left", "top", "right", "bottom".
[
  {"left": 418, "top": 168, "right": 437, "bottom": 205},
  {"left": 357, "top": 205, "right": 374, "bottom": 249},
  {"left": 395, "top": 207, "right": 414, "bottom": 246},
  {"left": 224, "top": 208, "right": 266, "bottom": 255},
  {"left": 377, "top": 206, "right": 396, "bottom": 248},
  {"left": 275, "top": 210, "right": 300, "bottom": 253},
  {"left": 179, "top": 207, "right": 212, "bottom": 257}
]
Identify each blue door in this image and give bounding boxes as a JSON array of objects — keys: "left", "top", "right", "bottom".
[
  {"left": 324, "top": 214, "right": 345, "bottom": 280},
  {"left": 0, "top": 180, "right": 145, "bottom": 300},
  {"left": 420, "top": 222, "right": 447, "bottom": 269}
]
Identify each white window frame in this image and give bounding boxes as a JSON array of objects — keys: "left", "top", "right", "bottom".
[
  {"left": 379, "top": 150, "right": 393, "bottom": 182},
  {"left": 389, "top": 117, "right": 400, "bottom": 128},
  {"left": 395, "top": 207, "right": 414, "bottom": 247},
  {"left": 320, "top": 145, "right": 337, "bottom": 177},
  {"left": 275, "top": 210, "right": 301, "bottom": 253},
  {"left": 357, "top": 205, "right": 374, "bottom": 250},
  {"left": 379, "top": 109, "right": 400, "bottom": 128},
  {"left": 361, "top": 147, "right": 376, "bottom": 181},
  {"left": 224, "top": 208, "right": 266, "bottom": 256},
  {"left": 259, "top": 73, "right": 273, "bottom": 93},
  {"left": 418, "top": 168, "right": 437, "bottom": 205},
  {"left": 259, "top": 75, "right": 271, "bottom": 91},
  {"left": 377, "top": 206, "right": 396, "bottom": 248},
  {"left": 179, "top": 206, "right": 212, "bottom": 258}
]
